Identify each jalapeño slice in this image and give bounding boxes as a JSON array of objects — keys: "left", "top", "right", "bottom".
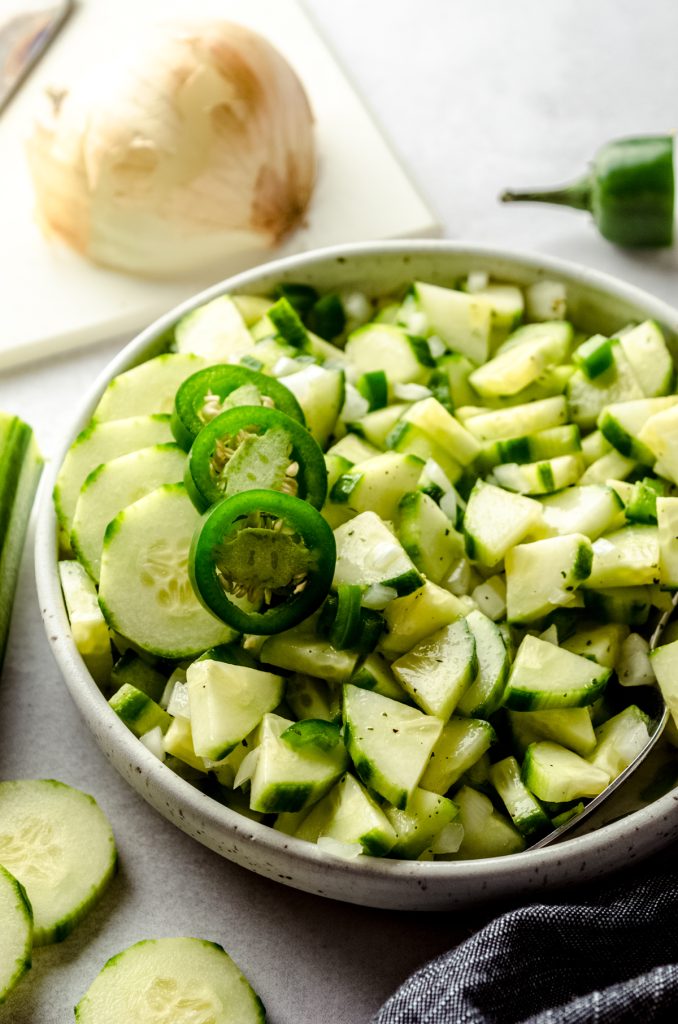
[
  {"left": 172, "top": 364, "right": 305, "bottom": 450},
  {"left": 189, "top": 489, "right": 336, "bottom": 635},
  {"left": 185, "top": 406, "right": 327, "bottom": 513}
]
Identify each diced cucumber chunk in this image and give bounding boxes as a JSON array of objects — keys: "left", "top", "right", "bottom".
[
  {"left": 350, "top": 651, "right": 409, "bottom": 701},
  {"left": 93, "top": 353, "right": 206, "bottom": 421},
  {"left": 401, "top": 398, "right": 480, "bottom": 466},
  {"left": 380, "top": 582, "right": 471, "bottom": 658},
  {"left": 587, "top": 706, "right": 651, "bottom": 781},
  {"left": 455, "top": 610, "right": 509, "bottom": 717},
  {"left": 617, "top": 633, "right": 656, "bottom": 687},
  {"left": 0, "top": 864, "right": 32, "bottom": 1005},
  {"left": 598, "top": 396, "right": 678, "bottom": 464},
  {"left": 469, "top": 321, "right": 572, "bottom": 397},
  {"left": 578, "top": 448, "right": 637, "bottom": 485},
  {"left": 332, "top": 511, "right": 423, "bottom": 596},
  {"left": 99, "top": 484, "right": 237, "bottom": 659},
  {"left": 54, "top": 414, "right": 173, "bottom": 534},
  {"left": 58, "top": 560, "right": 112, "bottom": 687},
  {"left": 110, "top": 651, "right": 166, "bottom": 703},
  {"left": 286, "top": 673, "right": 342, "bottom": 722},
  {"left": 619, "top": 320, "right": 674, "bottom": 397},
  {"left": 463, "top": 480, "right": 544, "bottom": 567},
  {"left": 343, "top": 685, "right": 442, "bottom": 809},
  {"left": 460, "top": 396, "right": 569, "bottom": 442},
  {"left": 71, "top": 443, "right": 186, "bottom": 583},
  {"left": 249, "top": 713, "right": 348, "bottom": 813},
  {"left": 561, "top": 623, "right": 629, "bottom": 669},
  {"left": 573, "top": 334, "right": 615, "bottom": 379},
  {"left": 492, "top": 453, "right": 585, "bottom": 495},
  {"left": 163, "top": 715, "right": 207, "bottom": 773},
  {"left": 522, "top": 741, "right": 610, "bottom": 802},
  {"left": 259, "top": 629, "right": 359, "bottom": 684},
  {"left": 347, "top": 403, "right": 409, "bottom": 448},
  {"left": 385, "top": 787, "right": 459, "bottom": 859},
  {"left": 296, "top": 773, "right": 396, "bottom": 856},
  {"left": 326, "top": 434, "right": 380, "bottom": 464},
  {"left": 331, "top": 452, "right": 424, "bottom": 521},
  {"left": 657, "top": 497, "right": 678, "bottom": 586},
  {"left": 471, "top": 575, "right": 507, "bottom": 621},
  {"left": 538, "top": 485, "right": 624, "bottom": 540},
  {"left": 489, "top": 756, "right": 551, "bottom": 838},
  {"left": 407, "top": 281, "right": 492, "bottom": 363},
  {"left": 447, "top": 786, "right": 524, "bottom": 859},
  {"left": 278, "top": 364, "right": 345, "bottom": 448},
  {"left": 0, "top": 780, "right": 116, "bottom": 945},
  {"left": 476, "top": 424, "right": 581, "bottom": 472},
  {"left": 74, "top": 936, "right": 265, "bottom": 1024},
  {"left": 175, "top": 295, "right": 255, "bottom": 363},
  {"left": 650, "top": 640, "right": 678, "bottom": 731},
  {"left": 419, "top": 717, "right": 496, "bottom": 794},
  {"left": 524, "top": 280, "right": 567, "bottom": 322},
  {"left": 585, "top": 526, "right": 659, "bottom": 588},
  {"left": 505, "top": 534, "right": 592, "bottom": 623},
  {"left": 391, "top": 618, "right": 477, "bottom": 720},
  {"left": 583, "top": 586, "right": 652, "bottom": 625},
  {"left": 344, "top": 323, "right": 434, "bottom": 384},
  {"left": 638, "top": 403, "right": 678, "bottom": 484},
  {"left": 567, "top": 346, "right": 645, "bottom": 431},
  {"left": 503, "top": 635, "right": 611, "bottom": 710},
  {"left": 469, "top": 283, "right": 525, "bottom": 346},
  {"left": 581, "top": 429, "right": 612, "bottom": 465},
  {"left": 187, "top": 660, "right": 284, "bottom": 761},
  {"left": 507, "top": 707, "right": 596, "bottom": 757},
  {"left": 109, "top": 683, "right": 171, "bottom": 737},
  {"left": 397, "top": 491, "right": 464, "bottom": 584}
]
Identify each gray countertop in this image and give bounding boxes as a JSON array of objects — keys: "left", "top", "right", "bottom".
[{"left": 2, "top": 1, "right": 678, "bottom": 1021}]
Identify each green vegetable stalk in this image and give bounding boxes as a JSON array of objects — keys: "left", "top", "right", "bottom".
[{"left": 501, "top": 134, "right": 675, "bottom": 247}]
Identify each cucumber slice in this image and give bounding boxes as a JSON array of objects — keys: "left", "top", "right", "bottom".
[
  {"left": 344, "top": 323, "right": 434, "bottom": 385},
  {"left": 447, "top": 786, "right": 524, "bottom": 859},
  {"left": 469, "top": 321, "right": 572, "bottom": 397},
  {"left": 0, "top": 780, "right": 116, "bottom": 945},
  {"left": 585, "top": 525, "right": 659, "bottom": 588},
  {"left": 561, "top": 622, "right": 629, "bottom": 669},
  {"left": 98, "top": 484, "right": 237, "bottom": 658},
  {"left": 455, "top": 610, "right": 509, "bottom": 717},
  {"left": 419, "top": 717, "right": 496, "bottom": 794},
  {"left": 505, "top": 533, "right": 592, "bottom": 623},
  {"left": 489, "top": 756, "right": 551, "bottom": 838},
  {"left": 54, "top": 414, "right": 173, "bottom": 534},
  {"left": 0, "top": 864, "right": 32, "bottom": 1004},
  {"left": 503, "top": 635, "right": 611, "bottom": 710},
  {"left": 463, "top": 480, "right": 544, "bottom": 567},
  {"left": 588, "top": 706, "right": 651, "bottom": 780},
  {"left": 538, "top": 485, "right": 624, "bottom": 540},
  {"left": 385, "top": 787, "right": 459, "bottom": 859},
  {"left": 507, "top": 707, "right": 596, "bottom": 757},
  {"left": 187, "top": 660, "right": 284, "bottom": 761},
  {"left": 598, "top": 396, "right": 678, "bottom": 463},
  {"left": 331, "top": 452, "right": 425, "bottom": 521},
  {"left": 492, "top": 453, "right": 585, "bottom": 495},
  {"left": 405, "top": 281, "right": 492, "bottom": 363},
  {"left": 93, "top": 353, "right": 206, "bottom": 421},
  {"left": 249, "top": 713, "right": 348, "bottom": 814},
  {"left": 522, "top": 741, "right": 610, "bottom": 802},
  {"left": 476, "top": 424, "right": 581, "bottom": 472},
  {"left": 396, "top": 490, "right": 465, "bottom": 584},
  {"left": 619, "top": 320, "right": 674, "bottom": 397},
  {"left": 175, "top": 295, "right": 256, "bottom": 362},
  {"left": 380, "top": 582, "right": 471, "bottom": 658},
  {"left": 75, "top": 936, "right": 265, "bottom": 1024},
  {"left": 297, "top": 773, "right": 397, "bottom": 855},
  {"left": 58, "top": 560, "right": 112, "bottom": 687},
  {"left": 71, "top": 443, "right": 186, "bottom": 583},
  {"left": 343, "top": 684, "right": 442, "bottom": 809},
  {"left": 109, "top": 683, "right": 171, "bottom": 737},
  {"left": 332, "top": 511, "right": 423, "bottom": 596},
  {"left": 657, "top": 497, "right": 678, "bottom": 586},
  {"left": 460, "top": 395, "right": 569, "bottom": 441},
  {"left": 391, "top": 618, "right": 477, "bottom": 720},
  {"left": 278, "top": 364, "right": 345, "bottom": 448}
]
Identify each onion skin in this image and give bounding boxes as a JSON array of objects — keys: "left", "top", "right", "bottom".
[{"left": 25, "top": 21, "right": 316, "bottom": 278}]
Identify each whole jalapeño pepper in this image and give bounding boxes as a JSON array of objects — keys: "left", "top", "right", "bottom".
[{"left": 501, "top": 134, "right": 675, "bottom": 247}]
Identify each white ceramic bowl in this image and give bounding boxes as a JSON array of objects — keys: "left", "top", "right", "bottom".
[{"left": 36, "top": 241, "right": 678, "bottom": 910}]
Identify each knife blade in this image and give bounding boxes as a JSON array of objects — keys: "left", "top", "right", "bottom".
[{"left": 0, "top": 0, "right": 74, "bottom": 114}]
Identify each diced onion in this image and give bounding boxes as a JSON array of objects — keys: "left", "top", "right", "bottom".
[
  {"left": 233, "top": 748, "right": 259, "bottom": 789},
  {"left": 167, "top": 681, "right": 191, "bottom": 719},
  {"left": 316, "top": 837, "right": 363, "bottom": 860},
  {"left": 140, "top": 726, "right": 165, "bottom": 761},
  {"left": 431, "top": 823, "right": 465, "bottom": 854},
  {"left": 392, "top": 383, "right": 432, "bottom": 402},
  {"left": 362, "top": 584, "right": 398, "bottom": 609}
]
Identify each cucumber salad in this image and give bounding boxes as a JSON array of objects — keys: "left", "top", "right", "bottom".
[{"left": 55, "top": 272, "right": 678, "bottom": 862}]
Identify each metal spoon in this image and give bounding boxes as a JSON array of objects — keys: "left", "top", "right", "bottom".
[{"left": 529, "top": 593, "right": 677, "bottom": 850}]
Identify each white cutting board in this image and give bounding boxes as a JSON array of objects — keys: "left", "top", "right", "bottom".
[{"left": 0, "top": 0, "right": 438, "bottom": 369}]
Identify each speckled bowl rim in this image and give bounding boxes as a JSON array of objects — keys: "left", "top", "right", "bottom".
[{"left": 35, "top": 240, "right": 678, "bottom": 911}]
